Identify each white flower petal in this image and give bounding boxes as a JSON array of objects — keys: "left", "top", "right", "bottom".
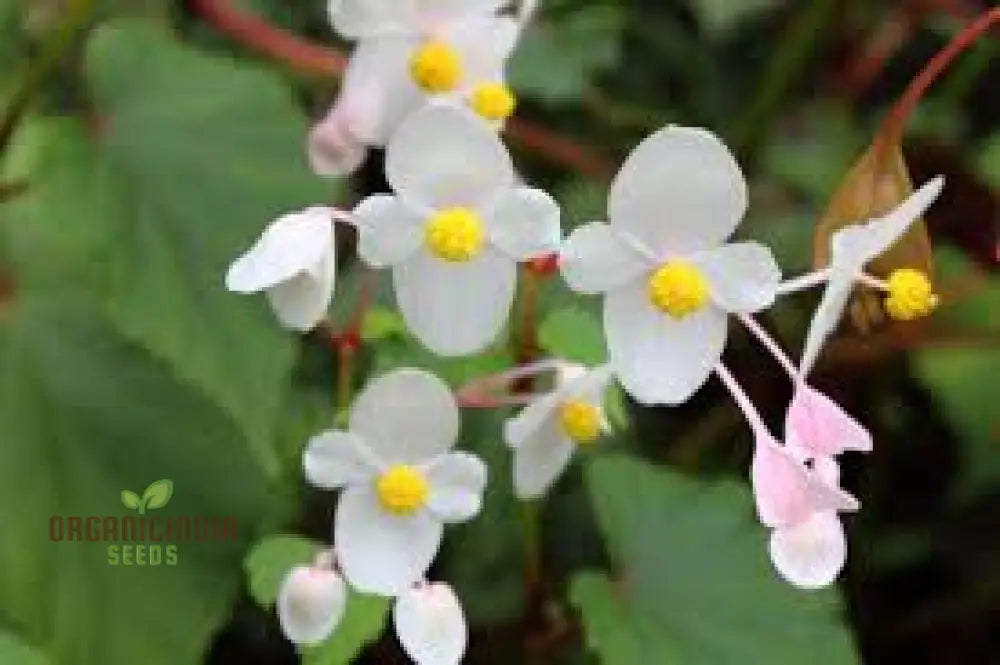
[
  {"left": 559, "top": 222, "right": 650, "bottom": 295},
  {"left": 264, "top": 250, "right": 336, "bottom": 332},
  {"left": 394, "top": 582, "right": 467, "bottom": 665},
  {"left": 608, "top": 126, "right": 748, "bottom": 255},
  {"left": 393, "top": 247, "right": 516, "bottom": 356},
  {"left": 798, "top": 277, "right": 853, "bottom": 377},
  {"left": 563, "top": 364, "right": 614, "bottom": 406},
  {"left": 769, "top": 512, "right": 847, "bottom": 590},
  {"left": 855, "top": 176, "right": 945, "bottom": 264},
  {"left": 416, "top": 0, "right": 507, "bottom": 25},
  {"left": 335, "top": 485, "right": 444, "bottom": 596},
  {"left": 350, "top": 369, "right": 459, "bottom": 464},
  {"left": 354, "top": 195, "right": 424, "bottom": 267},
  {"left": 605, "top": 281, "right": 728, "bottom": 405},
  {"left": 341, "top": 36, "right": 425, "bottom": 145},
  {"left": 443, "top": 16, "right": 518, "bottom": 83},
  {"left": 226, "top": 207, "right": 333, "bottom": 294},
  {"left": 513, "top": 418, "right": 576, "bottom": 500},
  {"left": 308, "top": 92, "right": 384, "bottom": 176},
  {"left": 307, "top": 109, "right": 368, "bottom": 176},
  {"left": 486, "top": 187, "right": 561, "bottom": 261},
  {"left": 386, "top": 104, "right": 514, "bottom": 210},
  {"left": 277, "top": 565, "right": 347, "bottom": 645},
  {"left": 691, "top": 242, "right": 782, "bottom": 314},
  {"left": 303, "top": 430, "right": 379, "bottom": 489},
  {"left": 504, "top": 391, "right": 562, "bottom": 449},
  {"left": 423, "top": 452, "right": 487, "bottom": 523},
  {"left": 328, "top": 0, "right": 415, "bottom": 39}
]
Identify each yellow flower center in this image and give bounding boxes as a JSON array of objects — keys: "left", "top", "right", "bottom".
[
  {"left": 648, "top": 261, "right": 710, "bottom": 318},
  {"left": 470, "top": 83, "right": 517, "bottom": 121},
  {"left": 425, "top": 208, "right": 485, "bottom": 262},
  {"left": 559, "top": 400, "right": 602, "bottom": 445},
  {"left": 884, "top": 268, "right": 939, "bottom": 321},
  {"left": 376, "top": 465, "right": 429, "bottom": 515},
  {"left": 410, "top": 41, "right": 463, "bottom": 93}
]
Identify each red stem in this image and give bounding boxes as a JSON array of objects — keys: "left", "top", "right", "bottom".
[
  {"left": 873, "top": 6, "right": 1000, "bottom": 167},
  {"left": 190, "top": 0, "right": 347, "bottom": 75},
  {"left": 190, "top": 0, "right": 613, "bottom": 177}
]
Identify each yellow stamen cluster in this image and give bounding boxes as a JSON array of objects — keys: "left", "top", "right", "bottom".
[
  {"left": 648, "top": 261, "right": 710, "bottom": 318},
  {"left": 376, "top": 465, "right": 429, "bottom": 515},
  {"left": 884, "top": 268, "right": 939, "bottom": 321},
  {"left": 559, "top": 401, "right": 602, "bottom": 445},
  {"left": 425, "top": 208, "right": 486, "bottom": 262},
  {"left": 410, "top": 41, "right": 463, "bottom": 93},
  {"left": 470, "top": 83, "right": 517, "bottom": 121}
]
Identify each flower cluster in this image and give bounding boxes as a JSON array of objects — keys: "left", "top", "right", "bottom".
[{"left": 225, "top": 1, "right": 946, "bottom": 660}]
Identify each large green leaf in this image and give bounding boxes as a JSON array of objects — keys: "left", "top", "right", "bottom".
[
  {"left": 571, "top": 456, "right": 858, "bottom": 665},
  {"left": 67, "top": 19, "right": 327, "bottom": 475},
  {"left": 0, "top": 630, "right": 48, "bottom": 665},
  {"left": 0, "top": 295, "right": 280, "bottom": 665}
]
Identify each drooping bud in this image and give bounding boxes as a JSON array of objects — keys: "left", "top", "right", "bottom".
[{"left": 277, "top": 564, "right": 347, "bottom": 646}]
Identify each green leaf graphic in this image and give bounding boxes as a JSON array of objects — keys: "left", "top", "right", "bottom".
[
  {"left": 119, "top": 490, "right": 141, "bottom": 511},
  {"left": 141, "top": 479, "right": 173, "bottom": 512}
]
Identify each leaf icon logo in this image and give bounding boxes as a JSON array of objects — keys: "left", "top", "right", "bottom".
[{"left": 120, "top": 479, "right": 173, "bottom": 514}]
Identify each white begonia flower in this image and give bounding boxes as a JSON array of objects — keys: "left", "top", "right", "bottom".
[
  {"left": 504, "top": 364, "right": 612, "bottom": 499},
  {"left": 560, "top": 126, "right": 782, "bottom": 405},
  {"left": 394, "top": 581, "right": 467, "bottom": 665},
  {"left": 313, "top": 0, "right": 519, "bottom": 175},
  {"left": 226, "top": 207, "right": 336, "bottom": 332},
  {"left": 277, "top": 564, "right": 348, "bottom": 645},
  {"left": 798, "top": 176, "right": 945, "bottom": 375},
  {"left": 768, "top": 456, "right": 850, "bottom": 590},
  {"left": 353, "top": 104, "right": 561, "bottom": 356},
  {"left": 303, "top": 369, "right": 487, "bottom": 596}
]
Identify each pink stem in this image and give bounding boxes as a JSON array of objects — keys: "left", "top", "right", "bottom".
[{"left": 737, "top": 315, "right": 799, "bottom": 382}]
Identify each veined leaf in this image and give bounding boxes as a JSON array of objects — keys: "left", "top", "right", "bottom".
[
  {"left": 572, "top": 456, "right": 859, "bottom": 664},
  {"left": 0, "top": 294, "right": 280, "bottom": 665}
]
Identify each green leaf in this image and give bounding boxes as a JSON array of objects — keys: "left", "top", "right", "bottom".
[
  {"left": 509, "top": 7, "right": 623, "bottom": 104},
  {"left": 687, "top": 0, "right": 781, "bottom": 38},
  {"left": 0, "top": 118, "right": 121, "bottom": 288},
  {"left": 913, "top": 249, "right": 1000, "bottom": 499},
  {"left": 976, "top": 129, "right": 1000, "bottom": 188},
  {"left": 538, "top": 306, "right": 606, "bottom": 365},
  {"left": 0, "top": 294, "right": 281, "bottom": 665},
  {"left": 571, "top": 456, "right": 859, "bottom": 665},
  {"left": 141, "top": 479, "right": 173, "bottom": 511},
  {"left": 119, "top": 490, "right": 141, "bottom": 511},
  {"left": 0, "top": 629, "right": 49, "bottom": 665},
  {"left": 360, "top": 307, "right": 407, "bottom": 342},
  {"left": 244, "top": 534, "right": 321, "bottom": 608},
  {"left": 68, "top": 19, "right": 328, "bottom": 476},
  {"left": 301, "top": 593, "right": 390, "bottom": 665}
]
